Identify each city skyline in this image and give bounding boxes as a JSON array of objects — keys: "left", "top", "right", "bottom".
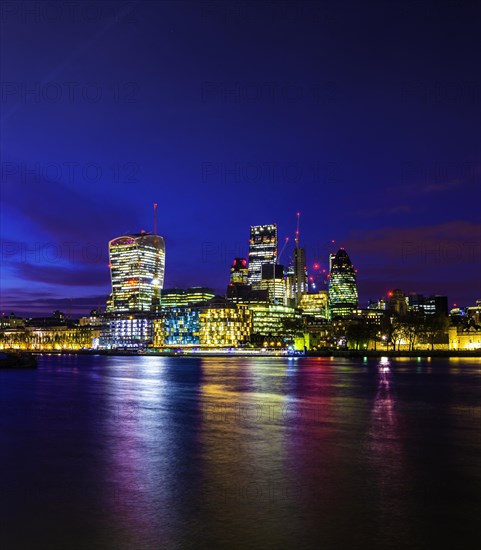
[
  {"left": 1, "top": 4, "right": 479, "bottom": 549},
  {"left": 1, "top": 1, "right": 480, "bottom": 314},
  {"left": 0, "top": 216, "right": 479, "bottom": 318}
]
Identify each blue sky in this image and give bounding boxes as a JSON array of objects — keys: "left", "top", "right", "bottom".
[{"left": 1, "top": 0, "right": 480, "bottom": 315}]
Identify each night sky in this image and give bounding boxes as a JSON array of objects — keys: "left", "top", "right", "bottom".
[{"left": 1, "top": 0, "right": 480, "bottom": 316}]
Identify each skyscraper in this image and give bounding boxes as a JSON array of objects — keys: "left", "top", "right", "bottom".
[
  {"left": 328, "top": 252, "right": 336, "bottom": 272},
  {"left": 230, "top": 258, "right": 249, "bottom": 285},
  {"left": 248, "top": 224, "right": 277, "bottom": 288},
  {"left": 328, "top": 248, "right": 358, "bottom": 318},
  {"left": 293, "top": 247, "right": 308, "bottom": 305},
  {"left": 106, "top": 231, "right": 166, "bottom": 313},
  {"left": 259, "top": 264, "right": 286, "bottom": 304}
]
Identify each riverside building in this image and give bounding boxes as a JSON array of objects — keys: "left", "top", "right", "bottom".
[{"left": 106, "top": 231, "right": 165, "bottom": 313}]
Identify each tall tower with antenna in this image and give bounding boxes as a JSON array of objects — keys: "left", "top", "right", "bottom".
[
  {"left": 292, "top": 212, "right": 307, "bottom": 306},
  {"left": 106, "top": 205, "right": 165, "bottom": 314},
  {"left": 151, "top": 203, "right": 161, "bottom": 313}
]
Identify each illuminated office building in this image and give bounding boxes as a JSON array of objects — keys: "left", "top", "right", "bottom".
[
  {"left": 99, "top": 317, "right": 153, "bottom": 349},
  {"left": 107, "top": 232, "right": 165, "bottom": 313},
  {"left": 226, "top": 284, "right": 269, "bottom": 304},
  {"left": 199, "top": 303, "right": 252, "bottom": 347},
  {"left": 153, "top": 300, "right": 252, "bottom": 348},
  {"left": 408, "top": 293, "right": 448, "bottom": 316},
  {"left": 328, "top": 248, "right": 358, "bottom": 318},
  {"left": 248, "top": 224, "right": 277, "bottom": 288},
  {"left": 160, "top": 287, "right": 215, "bottom": 308},
  {"left": 259, "top": 264, "right": 286, "bottom": 304},
  {"left": 155, "top": 307, "right": 201, "bottom": 346},
  {"left": 247, "top": 303, "right": 302, "bottom": 346},
  {"left": 285, "top": 265, "right": 295, "bottom": 305},
  {"left": 230, "top": 258, "right": 249, "bottom": 285},
  {"left": 292, "top": 247, "right": 308, "bottom": 305},
  {"left": 299, "top": 291, "right": 329, "bottom": 320}
]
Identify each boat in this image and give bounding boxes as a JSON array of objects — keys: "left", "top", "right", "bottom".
[{"left": 0, "top": 352, "right": 38, "bottom": 369}]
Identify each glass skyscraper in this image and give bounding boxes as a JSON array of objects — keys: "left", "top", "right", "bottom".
[
  {"left": 259, "top": 263, "right": 286, "bottom": 304},
  {"left": 293, "top": 247, "right": 308, "bottom": 305},
  {"left": 328, "top": 248, "right": 358, "bottom": 318},
  {"left": 107, "top": 232, "right": 166, "bottom": 313},
  {"left": 248, "top": 224, "right": 277, "bottom": 288}
]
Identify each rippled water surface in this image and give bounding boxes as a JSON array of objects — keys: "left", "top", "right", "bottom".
[{"left": 1, "top": 355, "right": 480, "bottom": 549}]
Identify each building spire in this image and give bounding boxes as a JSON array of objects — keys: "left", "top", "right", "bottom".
[{"left": 295, "top": 212, "right": 300, "bottom": 248}]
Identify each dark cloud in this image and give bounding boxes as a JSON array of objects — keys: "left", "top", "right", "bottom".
[
  {"left": 0, "top": 294, "right": 108, "bottom": 317},
  {"left": 344, "top": 221, "right": 481, "bottom": 305},
  {"left": 0, "top": 237, "right": 108, "bottom": 268},
  {"left": 10, "top": 261, "right": 109, "bottom": 287},
  {"left": 345, "top": 221, "right": 481, "bottom": 264},
  {"left": 0, "top": 169, "right": 142, "bottom": 244}
]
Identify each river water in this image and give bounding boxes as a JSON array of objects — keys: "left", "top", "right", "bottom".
[{"left": 1, "top": 355, "right": 480, "bottom": 549}]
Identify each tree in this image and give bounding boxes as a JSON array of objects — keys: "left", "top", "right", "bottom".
[
  {"left": 346, "top": 319, "right": 373, "bottom": 350},
  {"left": 422, "top": 314, "right": 449, "bottom": 351},
  {"left": 391, "top": 311, "right": 423, "bottom": 351}
]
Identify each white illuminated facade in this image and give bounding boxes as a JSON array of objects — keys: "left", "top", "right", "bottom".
[
  {"left": 107, "top": 232, "right": 165, "bottom": 313},
  {"left": 99, "top": 317, "right": 153, "bottom": 349},
  {"left": 248, "top": 224, "right": 277, "bottom": 288}
]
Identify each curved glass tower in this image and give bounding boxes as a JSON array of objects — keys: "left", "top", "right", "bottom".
[
  {"left": 328, "top": 248, "right": 358, "bottom": 318},
  {"left": 107, "top": 232, "right": 165, "bottom": 313}
]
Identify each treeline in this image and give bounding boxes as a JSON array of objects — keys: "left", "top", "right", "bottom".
[{"left": 336, "top": 312, "right": 450, "bottom": 351}]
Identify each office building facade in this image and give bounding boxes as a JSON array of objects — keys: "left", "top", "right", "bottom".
[
  {"left": 328, "top": 248, "right": 358, "bottom": 318},
  {"left": 248, "top": 224, "right": 277, "bottom": 288},
  {"left": 107, "top": 232, "right": 165, "bottom": 313},
  {"left": 230, "top": 258, "right": 249, "bottom": 285},
  {"left": 259, "top": 264, "right": 286, "bottom": 304}
]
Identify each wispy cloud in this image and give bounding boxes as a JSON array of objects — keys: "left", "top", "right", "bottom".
[
  {"left": 345, "top": 220, "right": 481, "bottom": 261},
  {"left": 401, "top": 179, "right": 463, "bottom": 196},
  {"left": 355, "top": 205, "right": 412, "bottom": 217},
  {"left": 0, "top": 292, "right": 108, "bottom": 316}
]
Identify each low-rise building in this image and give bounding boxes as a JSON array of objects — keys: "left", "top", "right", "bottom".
[
  {"left": 0, "top": 325, "right": 100, "bottom": 350},
  {"left": 153, "top": 300, "right": 252, "bottom": 348},
  {"left": 449, "top": 325, "right": 481, "bottom": 350}
]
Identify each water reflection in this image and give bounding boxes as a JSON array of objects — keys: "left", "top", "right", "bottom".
[
  {"left": 97, "top": 356, "right": 204, "bottom": 547},
  {"left": 364, "top": 358, "right": 414, "bottom": 546},
  {"left": 197, "top": 358, "right": 293, "bottom": 546},
  {"left": 1, "top": 355, "right": 480, "bottom": 549}
]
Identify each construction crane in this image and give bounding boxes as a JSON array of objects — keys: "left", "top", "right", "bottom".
[
  {"left": 277, "top": 237, "right": 289, "bottom": 264},
  {"left": 295, "top": 212, "right": 300, "bottom": 248},
  {"left": 152, "top": 203, "right": 160, "bottom": 312}
]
